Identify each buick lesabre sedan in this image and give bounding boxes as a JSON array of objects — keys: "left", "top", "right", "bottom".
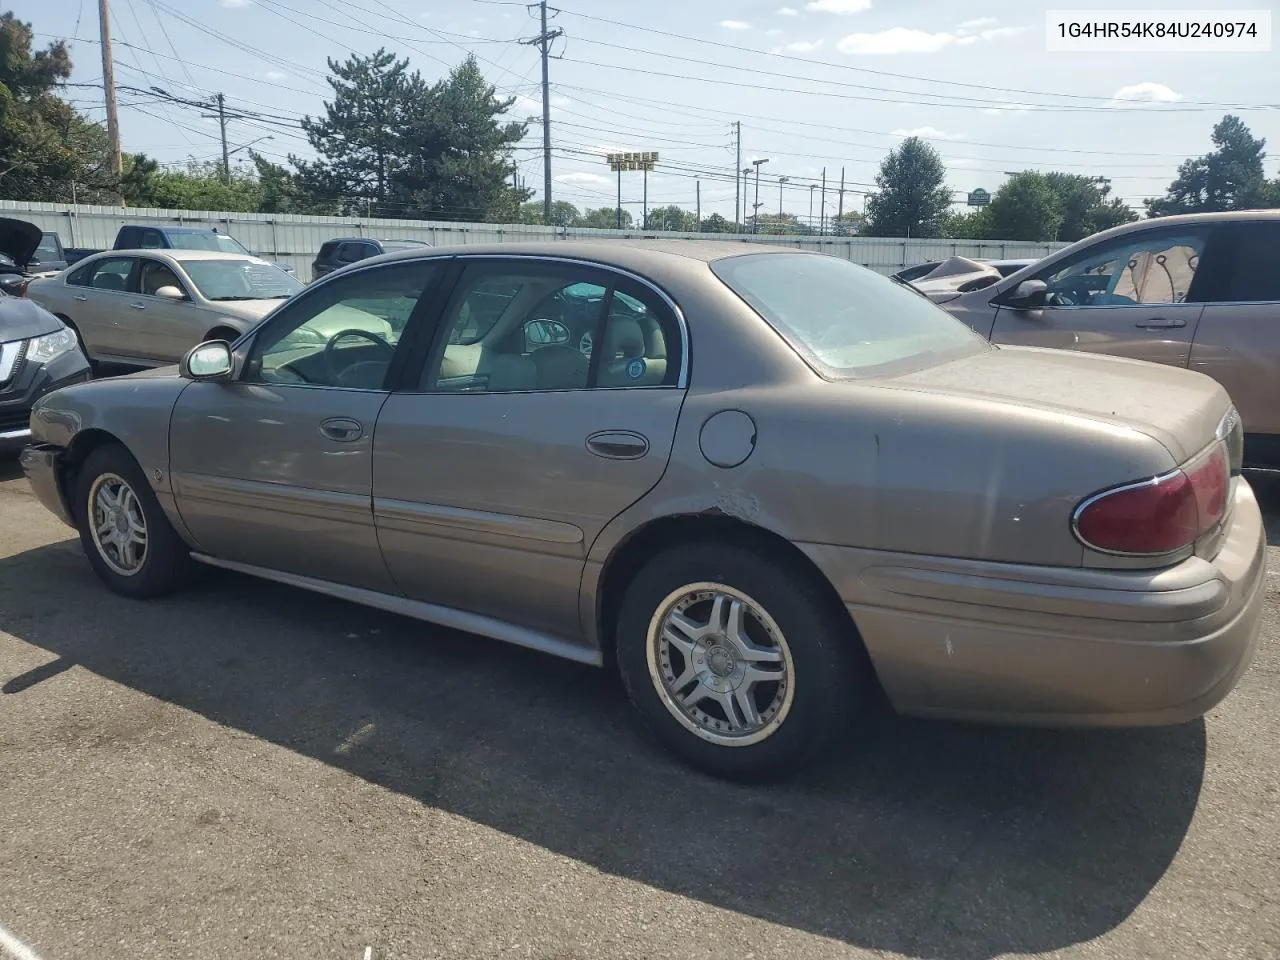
[{"left": 20, "top": 240, "right": 1266, "bottom": 780}]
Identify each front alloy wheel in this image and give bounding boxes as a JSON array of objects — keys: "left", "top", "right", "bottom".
[{"left": 88, "top": 472, "right": 148, "bottom": 576}]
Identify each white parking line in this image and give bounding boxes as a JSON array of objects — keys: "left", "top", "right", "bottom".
[{"left": 0, "top": 920, "right": 46, "bottom": 960}]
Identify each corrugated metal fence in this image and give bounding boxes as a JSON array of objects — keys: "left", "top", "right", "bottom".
[{"left": 1, "top": 200, "right": 1070, "bottom": 278}]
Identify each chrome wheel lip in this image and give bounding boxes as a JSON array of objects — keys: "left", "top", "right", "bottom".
[
  {"left": 88, "top": 472, "right": 148, "bottom": 578},
  {"left": 645, "top": 581, "right": 796, "bottom": 748}
]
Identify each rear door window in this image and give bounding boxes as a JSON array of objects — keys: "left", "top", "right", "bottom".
[
  {"left": 1193, "top": 221, "right": 1280, "bottom": 303},
  {"left": 87, "top": 257, "right": 137, "bottom": 293}
]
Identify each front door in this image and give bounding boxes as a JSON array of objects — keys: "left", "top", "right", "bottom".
[
  {"left": 372, "top": 257, "right": 688, "bottom": 641},
  {"left": 169, "top": 258, "right": 445, "bottom": 591},
  {"left": 131, "top": 256, "right": 204, "bottom": 364},
  {"left": 990, "top": 223, "right": 1217, "bottom": 367}
]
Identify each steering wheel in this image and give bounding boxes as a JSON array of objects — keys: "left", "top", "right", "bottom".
[{"left": 323, "top": 328, "right": 393, "bottom": 384}]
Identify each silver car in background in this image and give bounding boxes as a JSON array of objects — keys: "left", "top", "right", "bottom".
[{"left": 25, "top": 250, "right": 305, "bottom": 367}]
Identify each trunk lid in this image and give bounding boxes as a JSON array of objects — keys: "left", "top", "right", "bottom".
[
  {"left": 0, "top": 218, "right": 44, "bottom": 270},
  {"left": 887, "top": 344, "right": 1229, "bottom": 465}
]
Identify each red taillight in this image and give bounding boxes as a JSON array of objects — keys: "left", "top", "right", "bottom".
[{"left": 1073, "top": 445, "right": 1230, "bottom": 556}]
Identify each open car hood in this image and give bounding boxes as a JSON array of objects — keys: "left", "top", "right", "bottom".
[{"left": 0, "top": 218, "right": 43, "bottom": 270}]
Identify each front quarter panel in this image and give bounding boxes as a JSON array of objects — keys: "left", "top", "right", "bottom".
[{"left": 30, "top": 371, "right": 192, "bottom": 532}]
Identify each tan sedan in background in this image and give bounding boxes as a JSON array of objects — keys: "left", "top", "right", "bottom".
[
  {"left": 24, "top": 250, "right": 306, "bottom": 367},
  {"left": 936, "top": 210, "right": 1280, "bottom": 468},
  {"left": 18, "top": 240, "right": 1267, "bottom": 781}
]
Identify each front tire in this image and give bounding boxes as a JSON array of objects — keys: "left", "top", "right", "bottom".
[
  {"left": 74, "top": 444, "right": 191, "bottom": 599},
  {"left": 616, "top": 542, "right": 867, "bottom": 782}
]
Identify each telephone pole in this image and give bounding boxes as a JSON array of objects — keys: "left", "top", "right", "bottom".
[
  {"left": 837, "top": 166, "right": 846, "bottom": 223},
  {"left": 98, "top": 0, "right": 123, "bottom": 203},
  {"left": 217, "top": 93, "right": 230, "bottom": 184},
  {"left": 733, "top": 121, "right": 742, "bottom": 228},
  {"left": 696, "top": 179, "right": 701, "bottom": 232},
  {"left": 522, "top": 3, "right": 563, "bottom": 224}
]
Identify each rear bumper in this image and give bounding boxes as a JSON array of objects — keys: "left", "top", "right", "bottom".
[{"left": 800, "top": 479, "right": 1268, "bottom": 727}]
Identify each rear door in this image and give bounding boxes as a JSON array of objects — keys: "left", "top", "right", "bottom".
[
  {"left": 72, "top": 255, "right": 139, "bottom": 359},
  {"left": 372, "top": 255, "right": 688, "bottom": 642},
  {"left": 1187, "top": 219, "right": 1280, "bottom": 456},
  {"left": 989, "top": 223, "right": 1216, "bottom": 366}
]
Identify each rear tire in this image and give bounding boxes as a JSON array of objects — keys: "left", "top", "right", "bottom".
[
  {"left": 616, "top": 541, "right": 867, "bottom": 782},
  {"left": 73, "top": 444, "right": 191, "bottom": 599}
]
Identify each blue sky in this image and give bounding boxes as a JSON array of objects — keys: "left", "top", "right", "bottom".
[{"left": 30, "top": 0, "right": 1280, "bottom": 223}]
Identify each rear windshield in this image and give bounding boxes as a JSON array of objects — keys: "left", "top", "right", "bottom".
[
  {"left": 168, "top": 232, "right": 252, "bottom": 254},
  {"left": 711, "top": 252, "right": 989, "bottom": 378}
]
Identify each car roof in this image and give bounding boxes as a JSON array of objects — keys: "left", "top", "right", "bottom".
[
  {"left": 370, "top": 238, "right": 812, "bottom": 274},
  {"left": 103, "top": 248, "right": 263, "bottom": 262}
]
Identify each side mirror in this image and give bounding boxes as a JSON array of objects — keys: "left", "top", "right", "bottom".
[
  {"left": 154, "top": 284, "right": 186, "bottom": 300},
  {"left": 180, "top": 340, "right": 233, "bottom": 381},
  {"left": 524, "top": 318, "right": 571, "bottom": 346},
  {"left": 1004, "top": 278, "right": 1048, "bottom": 309}
]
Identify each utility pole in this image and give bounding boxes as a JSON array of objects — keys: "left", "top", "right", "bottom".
[
  {"left": 616, "top": 167, "right": 621, "bottom": 229},
  {"left": 217, "top": 93, "right": 230, "bottom": 184},
  {"left": 809, "top": 184, "right": 815, "bottom": 231},
  {"left": 751, "top": 158, "right": 768, "bottom": 234},
  {"left": 643, "top": 167, "right": 648, "bottom": 229},
  {"left": 521, "top": 2, "right": 563, "bottom": 224},
  {"left": 98, "top": 0, "right": 123, "bottom": 204},
  {"left": 837, "top": 166, "right": 845, "bottom": 223},
  {"left": 696, "top": 179, "right": 701, "bottom": 232},
  {"left": 733, "top": 121, "right": 741, "bottom": 228},
  {"left": 820, "top": 167, "right": 827, "bottom": 236}
]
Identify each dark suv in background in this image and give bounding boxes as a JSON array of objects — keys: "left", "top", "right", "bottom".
[{"left": 312, "top": 237, "right": 431, "bottom": 281}]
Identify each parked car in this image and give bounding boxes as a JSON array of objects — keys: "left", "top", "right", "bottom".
[
  {"left": 25, "top": 250, "right": 307, "bottom": 367},
  {"left": 312, "top": 237, "right": 431, "bottom": 281},
  {"left": 937, "top": 210, "right": 1280, "bottom": 468},
  {"left": 0, "top": 224, "right": 92, "bottom": 454},
  {"left": 19, "top": 240, "right": 1265, "bottom": 781},
  {"left": 0, "top": 219, "right": 70, "bottom": 296},
  {"left": 66, "top": 225, "right": 296, "bottom": 275}
]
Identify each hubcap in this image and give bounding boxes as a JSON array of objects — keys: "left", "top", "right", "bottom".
[
  {"left": 645, "top": 582, "right": 795, "bottom": 747},
  {"left": 88, "top": 472, "right": 148, "bottom": 577}
]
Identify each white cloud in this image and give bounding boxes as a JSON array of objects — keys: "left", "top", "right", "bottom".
[
  {"left": 837, "top": 28, "right": 969, "bottom": 54},
  {"left": 773, "top": 39, "right": 824, "bottom": 53},
  {"left": 719, "top": 19, "right": 752, "bottom": 30},
  {"left": 806, "top": 0, "right": 872, "bottom": 13},
  {"left": 264, "top": 70, "right": 289, "bottom": 81},
  {"left": 220, "top": 0, "right": 250, "bottom": 7},
  {"left": 891, "top": 125, "right": 964, "bottom": 140},
  {"left": 1107, "top": 82, "right": 1183, "bottom": 106},
  {"left": 777, "top": 5, "right": 799, "bottom": 14},
  {"left": 983, "top": 103, "right": 1032, "bottom": 116},
  {"left": 766, "top": 28, "right": 784, "bottom": 35},
  {"left": 979, "top": 26, "right": 1023, "bottom": 40},
  {"left": 556, "top": 172, "right": 611, "bottom": 186},
  {"left": 956, "top": 16, "right": 998, "bottom": 30}
]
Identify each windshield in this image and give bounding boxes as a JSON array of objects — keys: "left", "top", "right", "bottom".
[
  {"left": 711, "top": 252, "right": 989, "bottom": 378},
  {"left": 182, "top": 259, "right": 304, "bottom": 301},
  {"left": 33, "top": 234, "right": 61, "bottom": 263},
  {"left": 167, "top": 232, "right": 252, "bottom": 254}
]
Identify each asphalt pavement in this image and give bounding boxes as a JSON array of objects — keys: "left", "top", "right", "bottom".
[{"left": 1, "top": 457, "right": 1278, "bottom": 960}]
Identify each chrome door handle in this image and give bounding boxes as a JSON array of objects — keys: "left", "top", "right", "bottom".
[
  {"left": 73, "top": 295, "right": 87, "bottom": 302},
  {"left": 586, "top": 430, "right": 649, "bottom": 460},
  {"left": 319, "top": 417, "right": 363, "bottom": 442},
  {"left": 1135, "top": 316, "right": 1185, "bottom": 329},
  {"left": 129, "top": 302, "right": 146, "bottom": 310}
]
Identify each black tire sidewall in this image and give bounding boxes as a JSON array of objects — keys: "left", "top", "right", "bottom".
[
  {"left": 74, "top": 444, "right": 188, "bottom": 599},
  {"left": 616, "top": 542, "right": 863, "bottom": 781}
]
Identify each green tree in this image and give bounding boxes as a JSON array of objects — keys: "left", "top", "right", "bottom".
[
  {"left": 1041, "top": 172, "right": 1136, "bottom": 241},
  {"left": 829, "top": 211, "right": 865, "bottom": 236},
  {"left": 518, "top": 199, "right": 579, "bottom": 226},
  {"left": 1147, "top": 115, "right": 1270, "bottom": 216},
  {"left": 940, "top": 207, "right": 992, "bottom": 239},
  {"left": 751, "top": 212, "right": 802, "bottom": 235},
  {"left": 699, "top": 212, "right": 736, "bottom": 233},
  {"left": 577, "top": 206, "right": 632, "bottom": 229},
  {"left": 140, "top": 159, "right": 263, "bottom": 212},
  {"left": 0, "top": 13, "right": 115, "bottom": 201},
  {"left": 644, "top": 205, "right": 697, "bottom": 231},
  {"left": 251, "top": 151, "right": 333, "bottom": 214},
  {"left": 985, "top": 171, "right": 1063, "bottom": 241},
  {"left": 864, "top": 137, "right": 953, "bottom": 237},
  {"left": 391, "top": 55, "right": 529, "bottom": 222}
]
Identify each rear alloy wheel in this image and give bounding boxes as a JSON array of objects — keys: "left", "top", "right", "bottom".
[
  {"left": 617, "top": 542, "right": 866, "bottom": 781},
  {"left": 74, "top": 444, "right": 191, "bottom": 599}
]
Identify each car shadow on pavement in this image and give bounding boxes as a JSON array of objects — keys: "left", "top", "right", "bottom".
[{"left": 0, "top": 539, "right": 1209, "bottom": 960}]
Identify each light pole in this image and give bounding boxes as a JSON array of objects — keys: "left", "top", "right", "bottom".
[
  {"left": 778, "top": 176, "right": 789, "bottom": 220},
  {"left": 751, "top": 158, "right": 769, "bottom": 234},
  {"left": 226, "top": 135, "right": 273, "bottom": 161},
  {"left": 809, "top": 184, "right": 816, "bottom": 232},
  {"left": 741, "top": 167, "right": 752, "bottom": 231}
]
